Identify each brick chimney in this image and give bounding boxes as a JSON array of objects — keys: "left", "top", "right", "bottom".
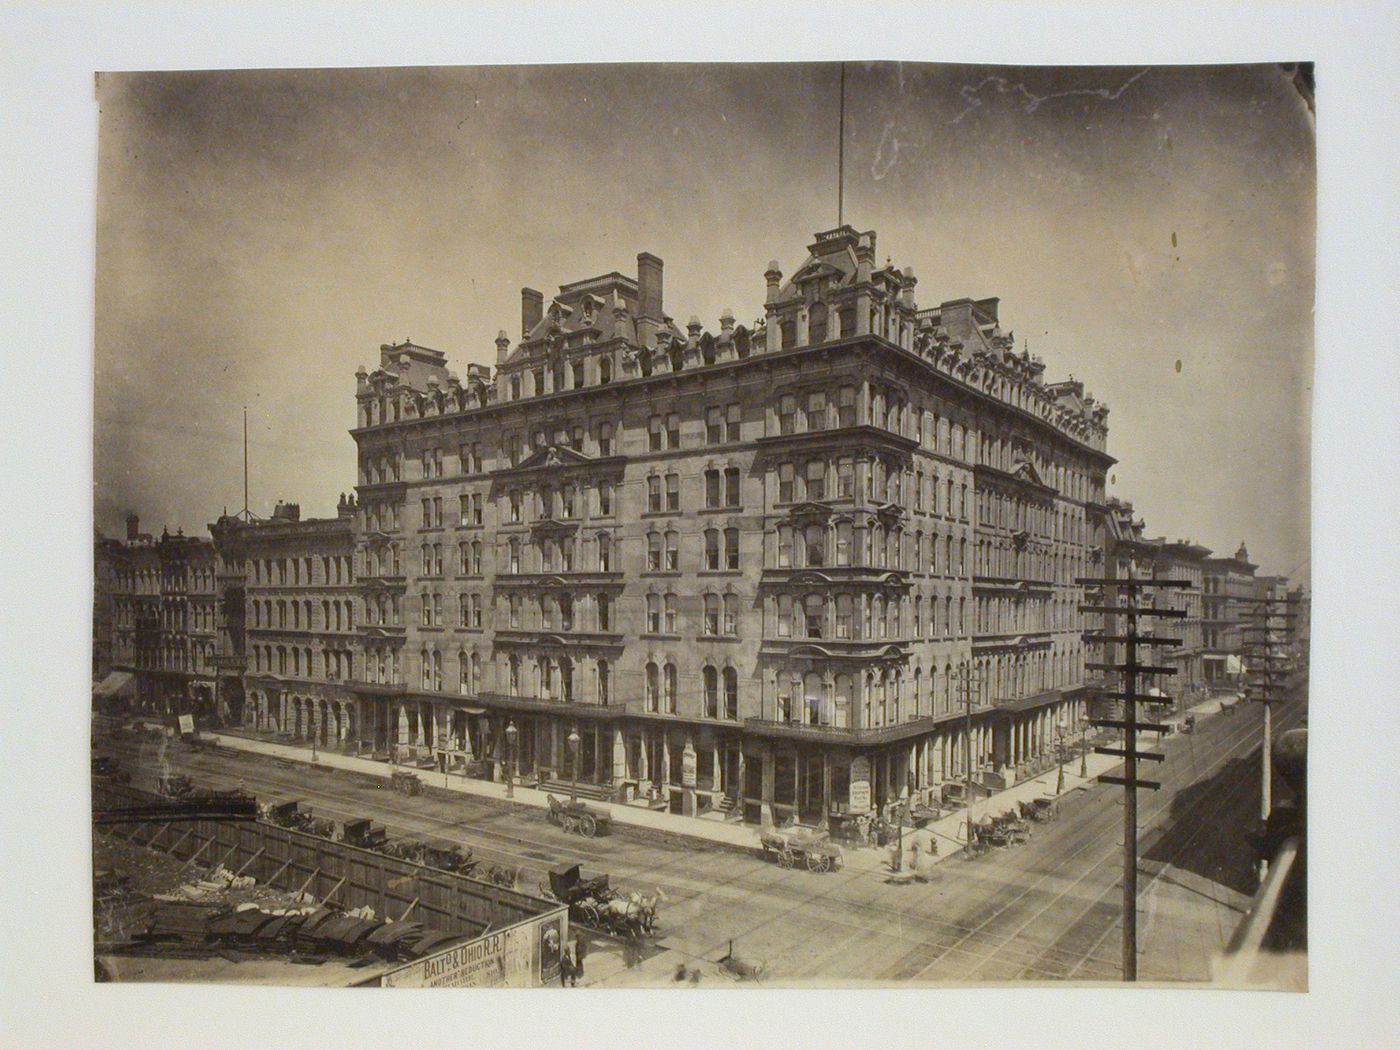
[
  {"left": 521, "top": 288, "right": 544, "bottom": 339},
  {"left": 637, "top": 253, "right": 664, "bottom": 320}
]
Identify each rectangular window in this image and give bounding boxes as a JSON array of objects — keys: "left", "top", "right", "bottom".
[
  {"left": 725, "top": 528, "right": 740, "bottom": 571},
  {"left": 705, "top": 530, "right": 720, "bottom": 571},
  {"left": 779, "top": 395, "right": 796, "bottom": 435},
  {"left": 597, "top": 421, "right": 613, "bottom": 457},
  {"left": 726, "top": 403, "right": 741, "bottom": 443},
  {"left": 807, "top": 391, "right": 827, "bottom": 431},
  {"left": 648, "top": 476, "right": 662, "bottom": 513},
  {"left": 667, "top": 414, "right": 680, "bottom": 449},
  {"left": 837, "top": 458, "right": 854, "bottom": 499},
  {"left": 665, "top": 473, "right": 680, "bottom": 512},
  {"left": 706, "top": 406, "right": 723, "bottom": 445},
  {"left": 665, "top": 532, "right": 679, "bottom": 571},
  {"left": 598, "top": 481, "right": 613, "bottom": 517},
  {"left": 422, "top": 498, "right": 432, "bottom": 528},
  {"left": 837, "top": 386, "right": 856, "bottom": 427},
  {"left": 597, "top": 594, "right": 611, "bottom": 631},
  {"left": 779, "top": 462, "right": 795, "bottom": 503},
  {"left": 572, "top": 361, "right": 585, "bottom": 389},
  {"left": 705, "top": 469, "right": 720, "bottom": 509},
  {"left": 649, "top": 415, "right": 663, "bottom": 452},
  {"left": 806, "top": 460, "right": 825, "bottom": 501},
  {"left": 725, "top": 467, "right": 740, "bottom": 507}
]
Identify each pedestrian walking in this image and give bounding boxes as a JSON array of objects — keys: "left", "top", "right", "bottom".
[{"left": 560, "top": 945, "right": 577, "bottom": 987}]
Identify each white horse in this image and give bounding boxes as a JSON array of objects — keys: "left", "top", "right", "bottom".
[{"left": 599, "top": 887, "right": 668, "bottom": 934}]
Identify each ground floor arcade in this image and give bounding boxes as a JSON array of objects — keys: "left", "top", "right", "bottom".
[{"left": 237, "top": 683, "right": 1088, "bottom": 828}]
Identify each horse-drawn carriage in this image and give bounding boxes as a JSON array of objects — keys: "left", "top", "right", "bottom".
[
  {"left": 1018, "top": 797, "right": 1059, "bottom": 824},
  {"left": 546, "top": 794, "right": 612, "bottom": 838},
  {"left": 757, "top": 823, "right": 844, "bottom": 874},
  {"left": 970, "top": 809, "right": 1032, "bottom": 851},
  {"left": 538, "top": 862, "right": 661, "bottom": 939}
]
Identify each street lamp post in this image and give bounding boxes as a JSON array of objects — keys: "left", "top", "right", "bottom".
[
  {"left": 567, "top": 727, "right": 581, "bottom": 804},
  {"left": 1055, "top": 716, "right": 1067, "bottom": 795},
  {"left": 504, "top": 721, "right": 517, "bottom": 799},
  {"left": 1079, "top": 707, "right": 1089, "bottom": 778}
]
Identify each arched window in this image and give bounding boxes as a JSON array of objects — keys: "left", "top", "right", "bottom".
[
  {"left": 723, "top": 593, "right": 739, "bottom": 636},
  {"left": 835, "top": 521, "right": 852, "bottom": 566},
  {"left": 723, "top": 667, "right": 739, "bottom": 719},
  {"left": 664, "top": 593, "right": 678, "bottom": 633},
  {"left": 705, "top": 529, "right": 720, "bottom": 571},
  {"left": 508, "top": 654, "right": 521, "bottom": 694},
  {"left": 645, "top": 661, "right": 659, "bottom": 711},
  {"left": 804, "top": 593, "right": 824, "bottom": 638},
  {"left": 836, "top": 593, "right": 853, "bottom": 638},
  {"left": 647, "top": 531, "right": 662, "bottom": 571},
  {"left": 598, "top": 533, "right": 611, "bottom": 572},
  {"left": 777, "top": 594, "right": 793, "bottom": 637},
  {"left": 805, "top": 524, "right": 825, "bottom": 567},
  {"left": 664, "top": 530, "right": 679, "bottom": 571},
  {"left": 704, "top": 594, "right": 720, "bottom": 635},
  {"left": 777, "top": 525, "right": 793, "bottom": 568},
  {"left": 834, "top": 673, "right": 852, "bottom": 728},
  {"left": 725, "top": 527, "right": 740, "bottom": 570},
  {"left": 597, "top": 658, "right": 612, "bottom": 703},
  {"left": 646, "top": 593, "right": 661, "bottom": 633},
  {"left": 804, "top": 671, "right": 824, "bottom": 725},
  {"left": 703, "top": 665, "right": 719, "bottom": 718},
  {"left": 664, "top": 663, "right": 678, "bottom": 711}
]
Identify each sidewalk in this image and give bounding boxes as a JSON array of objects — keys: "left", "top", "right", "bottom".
[
  {"left": 207, "top": 731, "right": 759, "bottom": 851},
  {"left": 207, "top": 711, "right": 1210, "bottom": 878}
]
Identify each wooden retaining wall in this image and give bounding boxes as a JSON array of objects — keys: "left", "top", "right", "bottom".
[{"left": 93, "top": 782, "right": 555, "bottom": 938}]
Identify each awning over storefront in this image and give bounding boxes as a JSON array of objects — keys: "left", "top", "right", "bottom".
[{"left": 93, "top": 671, "right": 134, "bottom": 700}]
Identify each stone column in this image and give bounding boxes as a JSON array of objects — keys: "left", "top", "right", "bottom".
[
  {"left": 612, "top": 728, "right": 627, "bottom": 797},
  {"left": 681, "top": 737, "right": 698, "bottom": 818}
]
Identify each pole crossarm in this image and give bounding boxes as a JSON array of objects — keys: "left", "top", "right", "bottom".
[
  {"left": 1095, "top": 746, "right": 1165, "bottom": 762},
  {"left": 1082, "top": 634, "right": 1183, "bottom": 647},
  {"left": 1099, "top": 774, "right": 1162, "bottom": 791},
  {"left": 1092, "top": 718, "right": 1170, "bottom": 734},
  {"left": 1078, "top": 605, "right": 1187, "bottom": 618}
]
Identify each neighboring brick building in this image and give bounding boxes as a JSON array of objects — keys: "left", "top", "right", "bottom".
[
  {"left": 342, "top": 225, "right": 1112, "bottom": 823},
  {"left": 105, "top": 515, "right": 220, "bottom": 719},
  {"left": 1203, "top": 542, "right": 1257, "bottom": 687},
  {"left": 209, "top": 499, "right": 360, "bottom": 747}
]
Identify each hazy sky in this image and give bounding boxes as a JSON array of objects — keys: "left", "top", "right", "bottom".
[{"left": 94, "top": 62, "right": 1314, "bottom": 579}]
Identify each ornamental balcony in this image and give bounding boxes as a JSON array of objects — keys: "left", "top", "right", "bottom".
[
  {"left": 758, "top": 637, "right": 912, "bottom": 662},
  {"left": 760, "top": 565, "right": 911, "bottom": 589},
  {"left": 754, "top": 423, "right": 919, "bottom": 460},
  {"left": 744, "top": 714, "right": 936, "bottom": 746},
  {"left": 493, "top": 570, "right": 626, "bottom": 588},
  {"left": 491, "top": 628, "right": 625, "bottom": 651}
]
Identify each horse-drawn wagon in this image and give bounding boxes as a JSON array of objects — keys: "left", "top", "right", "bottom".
[
  {"left": 757, "top": 824, "right": 844, "bottom": 874},
  {"left": 537, "top": 862, "right": 661, "bottom": 939},
  {"left": 546, "top": 794, "right": 612, "bottom": 838}
]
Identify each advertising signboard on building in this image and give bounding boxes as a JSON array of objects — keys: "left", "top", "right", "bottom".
[
  {"left": 848, "top": 756, "right": 871, "bottom": 812},
  {"left": 378, "top": 912, "right": 564, "bottom": 989}
]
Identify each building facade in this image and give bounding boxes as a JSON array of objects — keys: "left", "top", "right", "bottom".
[
  {"left": 1203, "top": 542, "right": 1258, "bottom": 687},
  {"left": 339, "top": 226, "right": 1111, "bottom": 823},
  {"left": 106, "top": 516, "right": 220, "bottom": 718},
  {"left": 210, "top": 499, "right": 360, "bottom": 747}
]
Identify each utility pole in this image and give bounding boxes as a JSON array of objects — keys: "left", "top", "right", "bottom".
[
  {"left": 1080, "top": 571, "right": 1187, "bottom": 981},
  {"left": 1239, "top": 594, "right": 1297, "bottom": 876}
]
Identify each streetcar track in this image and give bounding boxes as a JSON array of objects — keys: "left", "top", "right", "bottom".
[{"left": 902, "top": 695, "right": 1296, "bottom": 982}]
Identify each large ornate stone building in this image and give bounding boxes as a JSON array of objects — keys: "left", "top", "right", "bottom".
[{"left": 339, "top": 225, "right": 1112, "bottom": 823}]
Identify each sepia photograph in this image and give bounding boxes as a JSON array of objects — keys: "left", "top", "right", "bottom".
[{"left": 85, "top": 59, "right": 1319, "bottom": 992}]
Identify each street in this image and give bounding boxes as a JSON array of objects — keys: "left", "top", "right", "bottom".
[{"left": 94, "top": 686, "right": 1304, "bottom": 986}]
